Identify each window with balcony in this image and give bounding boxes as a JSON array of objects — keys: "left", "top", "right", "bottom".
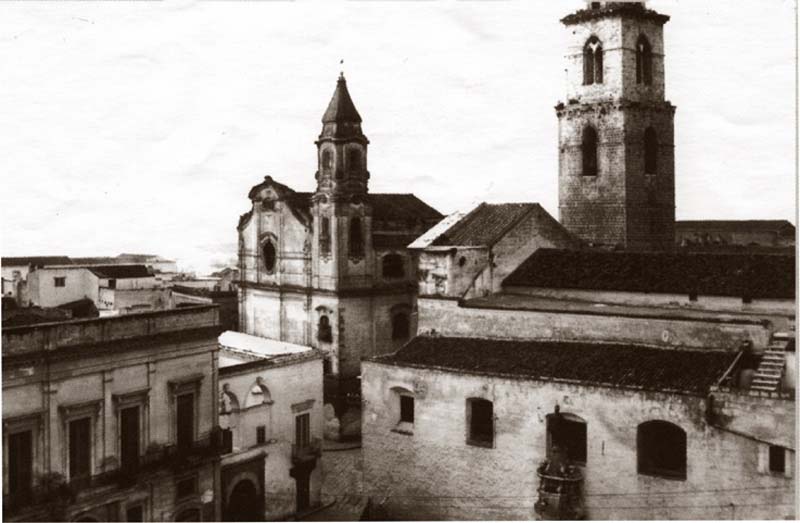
[
  {"left": 7, "top": 430, "right": 33, "bottom": 500},
  {"left": 295, "top": 413, "right": 310, "bottom": 449},
  {"left": 176, "top": 392, "right": 195, "bottom": 451},
  {"left": 119, "top": 406, "right": 140, "bottom": 472},
  {"left": 637, "top": 420, "right": 686, "bottom": 480},
  {"left": 547, "top": 411, "right": 587, "bottom": 465},
  {"left": 467, "top": 398, "right": 494, "bottom": 448},
  {"left": 69, "top": 417, "right": 92, "bottom": 483}
]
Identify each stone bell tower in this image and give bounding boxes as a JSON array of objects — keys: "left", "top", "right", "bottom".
[
  {"left": 557, "top": 1, "right": 676, "bottom": 251},
  {"left": 312, "top": 74, "right": 374, "bottom": 290}
]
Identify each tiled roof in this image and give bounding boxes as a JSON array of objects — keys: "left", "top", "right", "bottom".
[
  {"left": 2, "top": 256, "right": 73, "bottom": 267},
  {"left": 676, "top": 220, "right": 795, "bottom": 234},
  {"left": 322, "top": 75, "right": 362, "bottom": 124},
  {"left": 70, "top": 257, "right": 117, "bottom": 265},
  {"left": 89, "top": 265, "right": 153, "bottom": 279},
  {"left": 372, "top": 233, "right": 422, "bottom": 249},
  {"left": 368, "top": 194, "right": 442, "bottom": 224},
  {"left": 504, "top": 248, "right": 795, "bottom": 299},
  {"left": 430, "top": 203, "right": 539, "bottom": 247},
  {"left": 243, "top": 176, "right": 441, "bottom": 231},
  {"left": 376, "top": 336, "right": 738, "bottom": 395}
]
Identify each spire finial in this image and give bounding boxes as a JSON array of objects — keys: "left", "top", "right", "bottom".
[{"left": 339, "top": 59, "right": 345, "bottom": 80}]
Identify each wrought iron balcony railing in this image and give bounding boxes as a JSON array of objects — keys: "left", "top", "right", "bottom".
[{"left": 291, "top": 437, "right": 322, "bottom": 464}]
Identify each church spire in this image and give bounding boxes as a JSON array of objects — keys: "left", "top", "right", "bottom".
[
  {"left": 315, "top": 74, "right": 370, "bottom": 199},
  {"left": 322, "top": 74, "right": 362, "bottom": 125}
]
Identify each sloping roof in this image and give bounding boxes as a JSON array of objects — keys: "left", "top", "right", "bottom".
[
  {"left": 408, "top": 210, "right": 469, "bottom": 249},
  {"left": 375, "top": 336, "right": 738, "bottom": 395},
  {"left": 89, "top": 265, "right": 153, "bottom": 279},
  {"left": 2, "top": 256, "right": 73, "bottom": 267},
  {"left": 372, "top": 233, "right": 423, "bottom": 249},
  {"left": 430, "top": 203, "right": 539, "bottom": 247},
  {"left": 322, "top": 74, "right": 362, "bottom": 124},
  {"left": 368, "top": 194, "right": 443, "bottom": 224},
  {"left": 219, "top": 330, "right": 311, "bottom": 360},
  {"left": 503, "top": 248, "right": 795, "bottom": 299},
  {"left": 676, "top": 220, "right": 795, "bottom": 234},
  {"left": 70, "top": 257, "right": 117, "bottom": 265}
]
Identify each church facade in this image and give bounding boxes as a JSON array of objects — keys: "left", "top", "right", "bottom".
[{"left": 236, "top": 75, "right": 442, "bottom": 402}]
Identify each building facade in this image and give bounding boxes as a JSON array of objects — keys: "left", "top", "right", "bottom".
[
  {"left": 2, "top": 306, "right": 224, "bottom": 522},
  {"left": 217, "top": 331, "right": 324, "bottom": 520},
  {"left": 362, "top": 337, "right": 795, "bottom": 521}
]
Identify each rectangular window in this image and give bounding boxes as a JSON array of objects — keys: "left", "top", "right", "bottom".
[
  {"left": 126, "top": 504, "right": 144, "bottom": 522},
  {"left": 120, "top": 406, "right": 140, "bottom": 471},
  {"left": 256, "top": 425, "right": 266, "bottom": 445},
  {"left": 54, "top": 277, "right": 66, "bottom": 287},
  {"left": 295, "top": 413, "right": 310, "bottom": 449},
  {"left": 108, "top": 279, "right": 116, "bottom": 290},
  {"left": 175, "top": 476, "right": 197, "bottom": 500},
  {"left": 176, "top": 393, "right": 195, "bottom": 450},
  {"left": 467, "top": 399, "right": 494, "bottom": 447},
  {"left": 8, "top": 430, "right": 33, "bottom": 497},
  {"left": 400, "top": 395, "right": 414, "bottom": 424},
  {"left": 769, "top": 445, "right": 786, "bottom": 473},
  {"left": 69, "top": 417, "right": 91, "bottom": 481}
]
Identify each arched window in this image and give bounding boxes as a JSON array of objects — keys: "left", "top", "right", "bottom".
[
  {"left": 319, "top": 217, "right": 331, "bottom": 256},
  {"left": 321, "top": 149, "right": 333, "bottom": 172},
  {"left": 644, "top": 127, "right": 658, "bottom": 174},
  {"left": 262, "top": 240, "right": 276, "bottom": 273},
  {"left": 348, "top": 148, "right": 362, "bottom": 171},
  {"left": 391, "top": 311, "right": 410, "bottom": 341},
  {"left": 636, "top": 35, "right": 653, "bottom": 85},
  {"left": 583, "top": 36, "right": 604, "bottom": 85},
  {"left": 582, "top": 126, "right": 598, "bottom": 176},
  {"left": 382, "top": 254, "right": 404, "bottom": 278},
  {"left": 547, "top": 411, "right": 587, "bottom": 464},
  {"left": 349, "top": 217, "right": 364, "bottom": 258},
  {"left": 637, "top": 420, "right": 687, "bottom": 480},
  {"left": 318, "top": 315, "right": 332, "bottom": 343},
  {"left": 466, "top": 398, "right": 494, "bottom": 447}
]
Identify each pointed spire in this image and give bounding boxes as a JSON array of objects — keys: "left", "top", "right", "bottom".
[{"left": 321, "top": 74, "right": 362, "bottom": 124}]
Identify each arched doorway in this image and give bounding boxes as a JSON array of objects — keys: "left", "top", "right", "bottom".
[{"left": 225, "top": 479, "right": 261, "bottom": 521}]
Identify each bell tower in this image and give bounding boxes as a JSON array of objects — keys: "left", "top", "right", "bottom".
[
  {"left": 557, "top": 1, "right": 675, "bottom": 251},
  {"left": 312, "top": 74, "right": 373, "bottom": 290}
]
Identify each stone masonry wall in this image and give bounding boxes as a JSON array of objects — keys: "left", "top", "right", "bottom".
[{"left": 362, "top": 362, "right": 795, "bottom": 520}]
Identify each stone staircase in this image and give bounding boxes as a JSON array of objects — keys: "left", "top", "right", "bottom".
[{"left": 750, "top": 336, "right": 791, "bottom": 392}]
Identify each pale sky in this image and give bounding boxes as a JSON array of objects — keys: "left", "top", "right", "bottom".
[{"left": 1, "top": 0, "right": 796, "bottom": 274}]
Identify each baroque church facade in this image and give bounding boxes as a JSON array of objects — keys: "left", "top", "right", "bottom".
[{"left": 236, "top": 75, "right": 442, "bottom": 399}]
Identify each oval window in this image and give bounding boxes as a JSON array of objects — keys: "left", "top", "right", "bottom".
[{"left": 262, "top": 241, "right": 276, "bottom": 273}]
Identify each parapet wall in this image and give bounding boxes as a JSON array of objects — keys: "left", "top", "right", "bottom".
[{"left": 2, "top": 305, "right": 220, "bottom": 356}]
